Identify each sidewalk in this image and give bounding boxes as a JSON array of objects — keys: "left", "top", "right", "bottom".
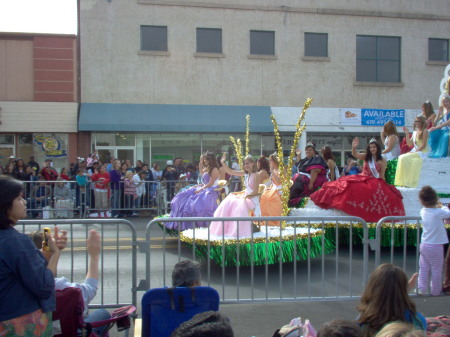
[{"left": 220, "top": 296, "right": 450, "bottom": 337}]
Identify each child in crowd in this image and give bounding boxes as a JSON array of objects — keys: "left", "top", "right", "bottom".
[
  {"left": 124, "top": 171, "right": 137, "bottom": 217},
  {"left": 418, "top": 185, "right": 450, "bottom": 295},
  {"left": 317, "top": 320, "right": 363, "bottom": 337}
]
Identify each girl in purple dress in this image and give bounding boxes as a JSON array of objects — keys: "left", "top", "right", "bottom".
[{"left": 165, "top": 153, "right": 220, "bottom": 230}]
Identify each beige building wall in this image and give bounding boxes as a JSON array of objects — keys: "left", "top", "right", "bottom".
[
  {"left": 0, "top": 39, "right": 33, "bottom": 101},
  {"left": 0, "top": 101, "right": 78, "bottom": 133},
  {"left": 80, "top": 0, "right": 449, "bottom": 110}
]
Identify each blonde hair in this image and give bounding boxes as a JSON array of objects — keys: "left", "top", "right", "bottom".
[
  {"left": 125, "top": 171, "right": 133, "bottom": 179},
  {"left": 375, "top": 322, "right": 425, "bottom": 337},
  {"left": 243, "top": 155, "right": 257, "bottom": 174}
]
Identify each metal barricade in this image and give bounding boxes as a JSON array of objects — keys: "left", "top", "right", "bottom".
[
  {"left": 139, "top": 216, "right": 372, "bottom": 302},
  {"left": 17, "top": 219, "right": 139, "bottom": 309},
  {"left": 375, "top": 216, "right": 422, "bottom": 275}
]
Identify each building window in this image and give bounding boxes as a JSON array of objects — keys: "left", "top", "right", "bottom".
[
  {"left": 140, "top": 25, "right": 168, "bottom": 52},
  {"left": 356, "top": 35, "right": 401, "bottom": 83},
  {"left": 428, "top": 38, "right": 449, "bottom": 62},
  {"left": 250, "top": 30, "right": 275, "bottom": 55},
  {"left": 196, "top": 28, "right": 222, "bottom": 53},
  {"left": 304, "top": 33, "right": 328, "bottom": 57}
]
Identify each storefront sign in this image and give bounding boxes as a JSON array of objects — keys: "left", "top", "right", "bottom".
[
  {"left": 340, "top": 108, "right": 405, "bottom": 126},
  {"left": 361, "top": 109, "right": 405, "bottom": 126},
  {"left": 34, "top": 135, "right": 67, "bottom": 157}
]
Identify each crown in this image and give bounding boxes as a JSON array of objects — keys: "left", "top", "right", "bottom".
[
  {"left": 369, "top": 138, "right": 377, "bottom": 144},
  {"left": 306, "top": 142, "right": 315, "bottom": 148}
]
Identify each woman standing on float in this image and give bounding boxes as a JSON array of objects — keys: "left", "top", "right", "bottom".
[
  {"left": 310, "top": 138, "right": 405, "bottom": 222},
  {"left": 209, "top": 154, "right": 260, "bottom": 237},
  {"left": 165, "top": 152, "right": 220, "bottom": 230}
]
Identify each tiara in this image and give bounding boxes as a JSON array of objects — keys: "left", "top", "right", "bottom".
[
  {"left": 369, "top": 138, "right": 377, "bottom": 144},
  {"left": 306, "top": 142, "right": 315, "bottom": 148}
]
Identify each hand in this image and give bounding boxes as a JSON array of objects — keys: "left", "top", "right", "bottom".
[
  {"left": 54, "top": 227, "right": 68, "bottom": 251},
  {"left": 402, "top": 126, "right": 409, "bottom": 133},
  {"left": 86, "top": 230, "right": 101, "bottom": 258},
  {"left": 44, "top": 231, "right": 60, "bottom": 254},
  {"left": 295, "top": 148, "right": 302, "bottom": 155},
  {"left": 352, "top": 137, "right": 359, "bottom": 148},
  {"left": 429, "top": 126, "right": 436, "bottom": 132}
]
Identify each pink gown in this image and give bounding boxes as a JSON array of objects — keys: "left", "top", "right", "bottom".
[{"left": 209, "top": 173, "right": 259, "bottom": 237}]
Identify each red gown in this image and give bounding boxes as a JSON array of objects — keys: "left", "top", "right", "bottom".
[{"left": 309, "top": 162, "right": 405, "bottom": 222}]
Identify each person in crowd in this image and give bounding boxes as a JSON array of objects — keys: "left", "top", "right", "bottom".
[
  {"left": 133, "top": 170, "right": 147, "bottom": 215},
  {"left": 90, "top": 164, "right": 110, "bottom": 218},
  {"left": 257, "top": 156, "right": 271, "bottom": 187},
  {"left": 209, "top": 153, "right": 260, "bottom": 237},
  {"left": 0, "top": 176, "right": 60, "bottom": 336},
  {"left": 23, "top": 165, "right": 38, "bottom": 199},
  {"left": 29, "top": 229, "right": 111, "bottom": 336},
  {"left": 172, "top": 259, "right": 202, "bottom": 287},
  {"left": 317, "top": 320, "right": 363, "bottom": 337},
  {"left": 381, "top": 121, "right": 401, "bottom": 185},
  {"left": 186, "top": 163, "right": 198, "bottom": 182},
  {"left": 13, "top": 158, "right": 27, "bottom": 181},
  {"left": 142, "top": 164, "right": 155, "bottom": 207},
  {"left": 417, "top": 186, "right": 450, "bottom": 295},
  {"left": 3, "top": 163, "right": 15, "bottom": 177},
  {"left": 134, "top": 160, "right": 143, "bottom": 173},
  {"left": 124, "top": 170, "right": 137, "bottom": 217},
  {"left": 162, "top": 160, "right": 179, "bottom": 201},
  {"left": 174, "top": 157, "right": 186, "bottom": 177},
  {"left": 311, "top": 138, "right": 405, "bottom": 223},
  {"left": 166, "top": 153, "right": 220, "bottom": 230},
  {"left": 429, "top": 95, "right": 450, "bottom": 158},
  {"left": 289, "top": 142, "right": 328, "bottom": 207},
  {"left": 86, "top": 151, "right": 99, "bottom": 169},
  {"left": 40, "top": 159, "right": 58, "bottom": 182},
  {"left": 106, "top": 156, "right": 116, "bottom": 173},
  {"left": 151, "top": 163, "right": 163, "bottom": 181},
  {"left": 260, "top": 152, "right": 282, "bottom": 226},
  {"left": 216, "top": 155, "right": 228, "bottom": 181},
  {"left": 59, "top": 167, "right": 70, "bottom": 181},
  {"left": 321, "top": 145, "right": 340, "bottom": 182},
  {"left": 76, "top": 168, "right": 90, "bottom": 217},
  {"left": 374, "top": 322, "right": 425, "bottom": 337},
  {"left": 342, "top": 157, "right": 362, "bottom": 176},
  {"left": 444, "top": 246, "right": 450, "bottom": 295},
  {"left": 54, "top": 177, "right": 71, "bottom": 201},
  {"left": 125, "top": 159, "right": 134, "bottom": 172},
  {"left": 174, "top": 173, "right": 189, "bottom": 194},
  {"left": 357, "top": 264, "right": 426, "bottom": 337},
  {"left": 394, "top": 116, "right": 429, "bottom": 188},
  {"left": 28, "top": 155, "right": 40, "bottom": 173},
  {"left": 109, "top": 159, "right": 124, "bottom": 218},
  {"left": 229, "top": 156, "right": 242, "bottom": 192},
  {"left": 29, "top": 177, "right": 52, "bottom": 218},
  {"left": 170, "top": 311, "right": 234, "bottom": 337}
]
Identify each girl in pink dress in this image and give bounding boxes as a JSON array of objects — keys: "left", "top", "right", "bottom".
[{"left": 209, "top": 154, "right": 260, "bottom": 238}]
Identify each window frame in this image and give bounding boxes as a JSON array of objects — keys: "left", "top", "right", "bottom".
[
  {"left": 356, "top": 35, "right": 401, "bottom": 83},
  {"left": 304, "top": 32, "right": 328, "bottom": 58},
  {"left": 140, "top": 25, "right": 168, "bottom": 52},
  {"left": 196, "top": 27, "right": 223, "bottom": 54},
  {"left": 428, "top": 38, "right": 449, "bottom": 62},
  {"left": 249, "top": 30, "right": 275, "bottom": 56}
]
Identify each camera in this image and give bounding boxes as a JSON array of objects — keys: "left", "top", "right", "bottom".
[{"left": 77, "top": 157, "right": 85, "bottom": 163}]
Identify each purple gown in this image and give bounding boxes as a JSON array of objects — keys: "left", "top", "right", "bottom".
[{"left": 165, "top": 173, "right": 220, "bottom": 230}]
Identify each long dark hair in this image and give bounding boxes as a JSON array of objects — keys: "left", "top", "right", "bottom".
[
  {"left": 0, "top": 176, "right": 24, "bottom": 229},
  {"left": 358, "top": 264, "right": 418, "bottom": 337},
  {"left": 257, "top": 156, "right": 270, "bottom": 175},
  {"left": 321, "top": 145, "right": 335, "bottom": 161},
  {"left": 203, "top": 152, "right": 219, "bottom": 175},
  {"left": 365, "top": 141, "right": 382, "bottom": 162}
]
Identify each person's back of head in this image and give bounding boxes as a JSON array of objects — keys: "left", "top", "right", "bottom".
[
  {"left": 170, "top": 311, "right": 234, "bottom": 337},
  {"left": 375, "top": 322, "right": 425, "bottom": 337},
  {"left": 172, "top": 260, "right": 201, "bottom": 287},
  {"left": 317, "top": 320, "right": 363, "bottom": 337}
]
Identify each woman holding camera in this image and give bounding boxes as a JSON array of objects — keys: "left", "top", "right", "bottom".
[{"left": 0, "top": 176, "right": 60, "bottom": 336}]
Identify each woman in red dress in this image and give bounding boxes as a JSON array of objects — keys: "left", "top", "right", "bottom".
[{"left": 310, "top": 138, "right": 405, "bottom": 222}]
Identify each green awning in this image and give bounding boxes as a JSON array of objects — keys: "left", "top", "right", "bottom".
[{"left": 79, "top": 103, "right": 274, "bottom": 132}]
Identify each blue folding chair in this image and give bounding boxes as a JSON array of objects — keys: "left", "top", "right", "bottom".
[{"left": 141, "top": 286, "right": 220, "bottom": 337}]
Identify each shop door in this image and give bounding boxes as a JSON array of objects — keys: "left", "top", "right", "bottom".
[
  {"left": 117, "top": 148, "right": 135, "bottom": 164},
  {"left": 0, "top": 147, "right": 14, "bottom": 168},
  {"left": 96, "top": 147, "right": 115, "bottom": 164}
]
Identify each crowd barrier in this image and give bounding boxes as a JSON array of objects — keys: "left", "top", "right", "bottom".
[
  {"left": 16, "top": 215, "right": 433, "bottom": 313},
  {"left": 21, "top": 179, "right": 195, "bottom": 218},
  {"left": 17, "top": 219, "right": 138, "bottom": 309}
]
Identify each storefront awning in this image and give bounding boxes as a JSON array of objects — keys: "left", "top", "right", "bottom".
[{"left": 79, "top": 103, "right": 274, "bottom": 133}]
